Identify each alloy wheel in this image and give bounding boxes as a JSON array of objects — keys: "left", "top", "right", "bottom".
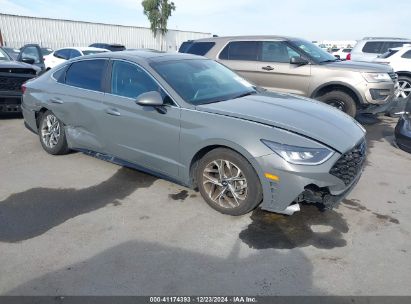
[
  {"left": 396, "top": 80, "right": 411, "bottom": 100},
  {"left": 41, "top": 114, "right": 61, "bottom": 148},
  {"left": 202, "top": 159, "right": 248, "bottom": 209}
]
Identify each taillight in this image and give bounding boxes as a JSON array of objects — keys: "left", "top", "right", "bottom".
[
  {"left": 21, "top": 83, "right": 26, "bottom": 94},
  {"left": 346, "top": 53, "right": 351, "bottom": 60}
]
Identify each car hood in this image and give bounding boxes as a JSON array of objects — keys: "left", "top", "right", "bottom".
[
  {"left": 321, "top": 60, "right": 393, "bottom": 73},
  {"left": 0, "top": 60, "right": 39, "bottom": 73},
  {"left": 196, "top": 93, "right": 365, "bottom": 153}
]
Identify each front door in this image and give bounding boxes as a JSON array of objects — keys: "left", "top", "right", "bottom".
[
  {"left": 101, "top": 60, "right": 181, "bottom": 179},
  {"left": 254, "top": 41, "right": 311, "bottom": 95}
]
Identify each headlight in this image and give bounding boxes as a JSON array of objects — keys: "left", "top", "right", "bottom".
[
  {"left": 362, "top": 72, "right": 391, "bottom": 83},
  {"left": 261, "top": 140, "right": 335, "bottom": 165}
]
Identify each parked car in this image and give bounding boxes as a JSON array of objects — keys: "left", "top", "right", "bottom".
[
  {"left": 44, "top": 47, "right": 109, "bottom": 69},
  {"left": 2, "top": 47, "right": 20, "bottom": 60},
  {"left": 0, "top": 47, "right": 39, "bottom": 113},
  {"left": 22, "top": 51, "right": 366, "bottom": 216},
  {"left": 333, "top": 48, "right": 352, "bottom": 60},
  {"left": 349, "top": 37, "right": 411, "bottom": 62},
  {"left": 373, "top": 44, "right": 411, "bottom": 101},
  {"left": 179, "top": 36, "right": 397, "bottom": 117},
  {"left": 89, "top": 43, "right": 126, "bottom": 52}
]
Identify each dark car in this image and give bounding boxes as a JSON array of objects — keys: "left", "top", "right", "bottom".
[
  {"left": 89, "top": 43, "right": 125, "bottom": 52},
  {"left": 0, "top": 47, "right": 39, "bottom": 113},
  {"left": 2, "top": 47, "right": 20, "bottom": 60}
]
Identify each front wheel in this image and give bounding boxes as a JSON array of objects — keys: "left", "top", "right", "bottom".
[
  {"left": 196, "top": 148, "right": 262, "bottom": 216},
  {"left": 396, "top": 76, "right": 411, "bottom": 101},
  {"left": 38, "top": 110, "right": 70, "bottom": 155},
  {"left": 317, "top": 90, "right": 357, "bottom": 117}
]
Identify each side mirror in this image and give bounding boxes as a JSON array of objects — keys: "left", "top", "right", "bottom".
[
  {"left": 21, "top": 57, "right": 35, "bottom": 64},
  {"left": 290, "top": 56, "right": 309, "bottom": 65},
  {"left": 136, "top": 91, "right": 164, "bottom": 107}
]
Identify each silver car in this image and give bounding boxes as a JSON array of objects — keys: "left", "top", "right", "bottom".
[{"left": 22, "top": 51, "right": 366, "bottom": 216}]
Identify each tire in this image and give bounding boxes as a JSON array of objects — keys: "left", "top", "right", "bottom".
[
  {"left": 396, "top": 75, "right": 411, "bottom": 102},
  {"left": 38, "top": 110, "right": 70, "bottom": 155},
  {"left": 196, "top": 148, "right": 263, "bottom": 216},
  {"left": 317, "top": 90, "right": 357, "bottom": 117}
]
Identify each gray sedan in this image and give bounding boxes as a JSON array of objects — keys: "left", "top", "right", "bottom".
[{"left": 21, "top": 51, "right": 366, "bottom": 216}]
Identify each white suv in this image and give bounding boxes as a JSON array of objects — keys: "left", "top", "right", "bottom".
[
  {"left": 349, "top": 37, "right": 411, "bottom": 62},
  {"left": 373, "top": 44, "right": 411, "bottom": 101}
]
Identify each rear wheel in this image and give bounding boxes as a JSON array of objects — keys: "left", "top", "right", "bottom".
[
  {"left": 196, "top": 148, "right": 262, "bottom": 216},
  {"left": 317, "top": 90, "right": 357, "bottom": 117},
  {"left": 38, "top": 110, "right": 70, "bottom": 155}
]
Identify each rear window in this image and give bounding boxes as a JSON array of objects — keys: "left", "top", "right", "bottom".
[
  {"left": 108, "top": 45, "right": 126, "bottom": 51},
  {"left": 65, "top": 59, "right": 107, "bottom": 91},
  {"left": 362, "top": 42, "right": 383, "bottom": 53},
  {"left": 182, "top": 42, "right": 215, "bottom": 56},
  {"left": 402, "top": 50, "right": 411, "bottom": 59},
  {"left": 219, "top": 41, "right": 260, "bottom": 61}
]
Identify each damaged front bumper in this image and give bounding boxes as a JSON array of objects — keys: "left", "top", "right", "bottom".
[{"left": 251, "top": 139, "right": 366, "bottom": 214}]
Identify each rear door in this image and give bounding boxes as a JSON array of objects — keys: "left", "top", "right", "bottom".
[
  {"left": 18, "top": 44, "right": 45, "bottom": 70},
  {"left": 47, "top": 59, "right": 109, "bottom": 152},
  {"left": 217, "top": 41, "right": 261, "bottom": 84},
  {"left": 100, "top": 60, "right": 181, "bottom": 178}
]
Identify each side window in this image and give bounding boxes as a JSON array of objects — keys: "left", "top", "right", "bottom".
[
  {"left": 381, "top": 42, "right": 403, "bottom": 53},
  {"left": 54, "top": 49, "right": 71, "bottom": 60},
  {"left": 69, "top": 49, "right": 82, "bottom": 59},
  {"left": 261, "top": 41, "right": 298, "bottom": 63},
  {"left": 65, "top": 59, "right": 107, "bottom": 91},
  {"left": 402, "top": 50, "right": 411, "bottom": 59},
  {"left": 362, "top": 42, "right": 383, "bottom": 54},
  {"left": 20, "top": 46, "right": 41, "bottom": 63},
  {"left": 111, "top": 61, "right": 160, "bottom": 99},
  {"left": 185, "top": 42, "right": 215, "bottom": 56},
  {"left": 219, "top": 41, "right": 260, "bottom": 61}
]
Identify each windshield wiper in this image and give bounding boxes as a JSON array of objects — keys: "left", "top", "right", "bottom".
[
  {"left": 321, "top": 59, "right": 339, "bottom": 63},
  {"left": 232, "top": 91, "right": 257, "bottom": 99}
]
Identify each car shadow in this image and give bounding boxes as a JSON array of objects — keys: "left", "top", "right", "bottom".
[
  {"left": 0, "top": 167, "right": 157, "bottom": 243},
  {"left": 5, "top": 240, "right": 319, "bottom": 295},
  {"left": 239, "top": 204, "right": 349, "bottom": 250}
]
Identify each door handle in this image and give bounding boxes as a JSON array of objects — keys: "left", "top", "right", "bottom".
[
  {"left": 262, "top": 66, "right": 274, "bottom": 71},
  {"left": 49, "top": 98, "right": 63, "bottom": 104},
  {"left": 105, "top": 108, "right": 121, "bottom": 116}
]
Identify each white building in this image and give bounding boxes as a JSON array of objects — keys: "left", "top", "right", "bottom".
[{"left": 0, "top": 13, "right": 211, "bottom": 51}]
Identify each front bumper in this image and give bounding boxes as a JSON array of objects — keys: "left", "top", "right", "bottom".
[
  {"left": 0, "top": 92, "right": 22, "bottom": 113},
  {"left": 361, "top": 81, "right": 396, "bottom": 105},
  {"left": 250, "top": 139, "right": 366, "bottom": 214}
]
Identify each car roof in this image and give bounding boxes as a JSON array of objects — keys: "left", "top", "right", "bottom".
[
  {"left": 191, "top": 35, "right": 300, "bottom": 42},
  {"left": 58, "top": 47, "right": 108, "bottom": 52},
  {"left": 79, "top": 50, "right": 204, "bottom": 62}
]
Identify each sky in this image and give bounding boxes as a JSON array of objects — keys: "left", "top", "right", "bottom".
[{"left": 1, "top": 0, "right": 410, "bottom": 41}]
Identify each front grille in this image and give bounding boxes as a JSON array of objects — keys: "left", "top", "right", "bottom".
[
  {"left": 0, "top": 75, "right": 31, "bottom": 92},
  {"left": 330, "top": 139, "right": 367, "bottom": 186},
  {"left": 388, "top": 72, "right": 398, "bottom": 82}
]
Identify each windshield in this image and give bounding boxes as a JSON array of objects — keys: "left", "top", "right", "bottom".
[
  {"left": 82, "top": 50, "right": 107, "bottom": 56},
  {"left": 151, "top": 59, "right": 256, "bottom": 105},
  {"left": 289, "top": 40, "right": 337, "bottom": 63},
  {"left": 0, "top": 48, "right": 12, "bottom": 61}
]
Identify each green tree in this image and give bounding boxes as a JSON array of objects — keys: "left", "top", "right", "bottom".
[{"left": 142, "top": 0, "right": 176, "bottom": 50}]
